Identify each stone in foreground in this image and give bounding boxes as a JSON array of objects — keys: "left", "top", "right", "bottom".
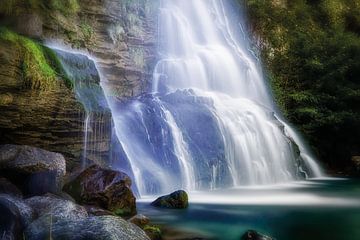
[
  {"left": 241, "top": 230, "right": 275, "bottom": 240},
  {"left": 0, "top": 144, "right": 66, "bottom": 195},
  {"left": 25, "top": 215, "right": 150, "bottom": 240},
  {"left": 63, "top": 164, "right": 136, "bottom": 216},
  {"left": 151, "top": 190, "right": 188, "bottom": 209}
]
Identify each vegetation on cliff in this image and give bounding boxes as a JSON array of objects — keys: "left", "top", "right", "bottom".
[
  {"left": 0, "top": 27, "right": 72, "bottom": 89},
  {"left": 0, "top": 0, "right": 79, "bottom": 16},
  {"left": 244, "top": 0, "right": 360, "bottom": 171}
]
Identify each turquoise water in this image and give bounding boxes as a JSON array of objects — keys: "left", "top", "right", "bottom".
[{"left": 138, "top": 179, "right": 360, "bottom": 240}]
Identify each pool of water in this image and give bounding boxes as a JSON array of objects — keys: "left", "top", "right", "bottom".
[{"left": 137, "top": 178, "right": 360, "bottom": 240}]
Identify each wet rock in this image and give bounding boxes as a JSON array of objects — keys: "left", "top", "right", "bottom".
[
  {"left": 0, "top": 144, "right": 65, "bottom": 176},
  {"left": 0, "top": 145, "right": 66, "bottom": 195},
  {"left": 25, "top": 215, "right": 150, "bottom": 240},
  {"left": 25, "top": 194, "right": 88, "bottom": 220},
  {"left": 240, "top": 230, "right": 275, "bottom": 240},
  {"left": 0, "top": 194, "right": 34, "bottom": 240},
  {"left": 151, "top": 190, "right": 188, "bottom": 209},
  {"left": 0, "top": 177, "right": 22, "bottom": 197},
  {"left": 63, "top": 164, "right": 136, "bottom": 216},
  {"left": 128, "top": 214, "right": 150, "bottom": 228}
]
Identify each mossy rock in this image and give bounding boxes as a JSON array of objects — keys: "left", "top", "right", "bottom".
[
  {"left": 151, "top": 190, "right": 188, "bottom": 209},
  {"left": 144, "top": 225, "right": 162, "bottom": 240},
  {"left": 0, "top": 27, "right": 73, "bottom": 90}
]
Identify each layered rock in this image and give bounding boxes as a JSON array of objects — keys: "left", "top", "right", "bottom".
[{"left": 0, "top": 37, "right": 84, "bottom": 169}]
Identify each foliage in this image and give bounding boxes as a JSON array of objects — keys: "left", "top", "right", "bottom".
[
  {"left": 0, "top": 27, "right": 72, "bottom": 90},
  {"left": 0, "top": 0, "right": 79, "bottom": 16},
  {"left": 244, "top": 0, "right": 360, "bottom": 169}
]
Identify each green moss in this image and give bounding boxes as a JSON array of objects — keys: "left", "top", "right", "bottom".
[
  {"left": 0, "top": 0, "right": 79, "bottom": 16},
  {"left": 113, "top": 207, "right": 132, "bottom": 217},
  {"left": 144, "top": 225, "right": 162, "bottom": 240},
  {"left": 0, "top": 27, "right": 73, "bottom": 90},
  {"left": 244, "top": 0, "right": 360, "bottom": 169}
]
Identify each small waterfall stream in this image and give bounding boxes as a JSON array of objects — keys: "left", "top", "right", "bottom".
[{"left": 103, "top": 0, "right": 322, "bottom": 197}]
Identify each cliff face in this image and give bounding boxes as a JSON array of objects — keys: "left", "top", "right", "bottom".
[
  {"left": 41, "top": 0, "right": 158, "bottom": 97},
  {"left": 0, "top": 0, "right": 158, "bottom": 170},
  {"left": 0, "top": 37, "right": 84, "bottom": 169}
]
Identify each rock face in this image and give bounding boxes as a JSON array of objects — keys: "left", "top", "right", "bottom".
[
  {"left": 240, "top": 230, "right": 275, "bottom": 240},
  {"left": 0, "top": 145, "right": 66, "bottom": 195},
  {"left": 63, "top": 164, "right": 136, "bottom": 216},
  {"left": 151, "top": 190, "right": 189, "bottom": 209}
]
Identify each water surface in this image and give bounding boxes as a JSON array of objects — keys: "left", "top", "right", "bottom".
[{"left": 138, "top": 178, "right": 360, "bottom": 240}]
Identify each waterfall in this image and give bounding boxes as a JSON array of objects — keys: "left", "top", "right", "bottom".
[
  {"left": 52, "top": 48, "right": 112, "bottom": 169},
  {"left": 103, "top": 0, "right": 322, "bottom": 196}
]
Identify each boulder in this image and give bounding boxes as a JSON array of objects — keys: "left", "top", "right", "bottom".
[
  {"left": 0, "top": 194, "right": 34, "bottom": 240},
  {"left": 25, "top": 215, "right": 150, "bottom": 240},
  {"left": 25, "top": 194, "right": 88, "bottom": 220},
  {"left": 0, "top": 144, "right": 66, "bottom": 176},
  {"left": 151, "top": 190, "right": 188, "bottom": 209},
  {"left": 63, "top": 164, "right": 136, "bottom": 216},
  {"left": 0, "top": 145, "right": 66, "bottom": 195},
  {"left": 240, "top": 230, "right": 275, "bottom": 240}
]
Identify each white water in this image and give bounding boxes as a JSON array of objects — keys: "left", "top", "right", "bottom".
[{"left": 105, "top": 0, "right": 322, "bottom": 196}]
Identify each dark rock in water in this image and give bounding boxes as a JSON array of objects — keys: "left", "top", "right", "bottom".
[
  {"left": 241, "top": 230, "right": 275, "bottom": 240},
  {"left": 128, "top": 214, "right": 150, "bottom": 228},
  {"left": 25, "top": 194, "right": 88, "bottom": 221},
  {"left": 0, "top": 145, "right": 66, "bottom": 195},
  {"left": 0, "top": 194, "right": 34, "bottom": 240},
  {"left": 63, "top": 164, "right": 136, "bottom": 216},
  {"left": 351, "top": 156, "right": 360, "bottom": 175},
  {"left": 25, "top": 215, "right": 150, "bottom": 240},
  {"left": 151, "top": 190, "right": 188, "bottom": 209},
  {"left": 0, "top": 177, "right": 22, "bottom": 197}
]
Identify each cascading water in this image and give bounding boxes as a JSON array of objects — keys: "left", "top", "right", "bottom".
[
  {"left": 105, "top": 0, "right": 322, "bottom": 196},
  {"left": 52, "top": 48, "right": 112, "bottom": 169}
]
